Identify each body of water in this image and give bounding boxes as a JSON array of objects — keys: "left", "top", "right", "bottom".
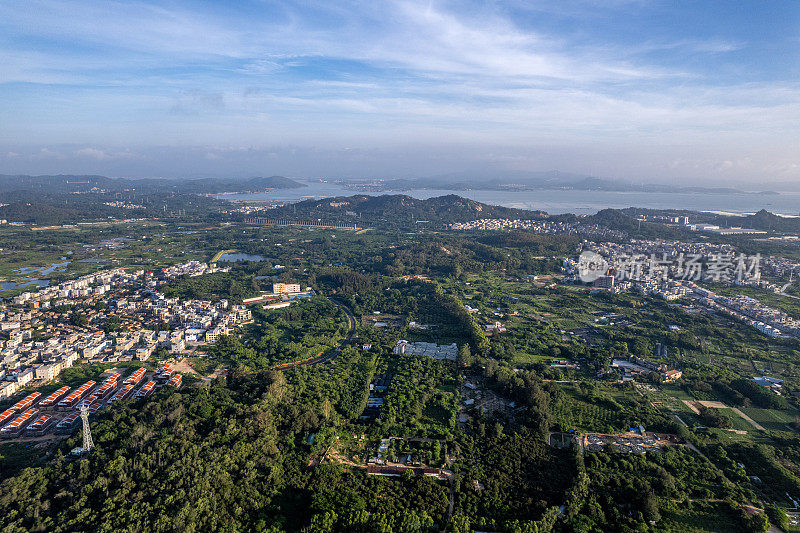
[
  {"left": 217, "top": 180, "right": 800, "bottom": 216},
  {"left": 1, "top": 279, "right": 50, "bottom": 291},
  {"left": 216, "top": 253, "right": 266, "bottom": 262},
  {"left": 2, "top": 261, "right": 71, "bottom": 291},
  {"left": 14, "top": 261, "right": 70, "bottom": 276}
]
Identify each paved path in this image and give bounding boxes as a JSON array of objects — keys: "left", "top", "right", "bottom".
[
  {"left": 730, "top": 407, "right": 765, "bottom": 431},
  {"left": 211, "top": 249, "right": 236, "bottom": 262},
  {"left": 682, "top": 399, "right": 701, "bottom": 414},
  {"left": 694, "top": 400, "right": 766, "bottom": 430},
  {"left": 673, "top": 414, "right": 688, "bottom": 427}
]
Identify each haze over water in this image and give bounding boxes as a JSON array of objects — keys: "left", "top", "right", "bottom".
[{"left": 218, "top": 180, "right": 800, "bottom": 217}]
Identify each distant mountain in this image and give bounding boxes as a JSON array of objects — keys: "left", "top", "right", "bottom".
[
  {"left": 263, "top": 194, "right": 706, "bottom": 240},
  {"left": 266, "top": 194, "right": 548, "bottom": 227},
  {"left": 0, "top": 201, "right": 126, "bottom": 226},
  {"left": 752, "top": 181, "right": 800, "bottom": 193},
  {"left": 585, "top": 208, "right": 694, "bottom": 239},
  {"left": 177, "top": 176, "right": 305, "bottom": 193},
  {"left": 736, "top": 209, "right": 800, "bottom": 232},
  {"left": 618, "top": 207, "right": 800, "bottom": 234},
  {"left": 0, "top": 174, "right": 305, "bottom": 194},
  {"left": 359, "top": 171, "right": 753, "bottom": 194},
  {"left": 0, "top": 190, "right": 230, "bottom": 224}
]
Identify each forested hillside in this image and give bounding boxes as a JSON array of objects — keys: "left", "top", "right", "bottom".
[{"left": 265, "top": 194, "right": 550, "bottom": 227}]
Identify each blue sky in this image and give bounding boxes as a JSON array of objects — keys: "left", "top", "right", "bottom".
[{"left": 0, "top": 0, "right": 798, "bottom": 182}]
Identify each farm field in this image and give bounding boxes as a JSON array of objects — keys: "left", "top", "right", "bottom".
[{"left": 740, "top": 407, "right": 797, "bottom": 432}]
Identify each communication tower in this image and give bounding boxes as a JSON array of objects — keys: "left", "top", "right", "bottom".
[{"left": 80, "top": 403, "right": 94, "bottom": 452}]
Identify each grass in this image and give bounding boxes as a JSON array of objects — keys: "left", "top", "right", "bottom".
[
  {"left": 662, "top": 385, "right": 694, "bottom": 401},
  {"left": 740, "top": 407, "right": 796, "bottom": 432},
  {"left": 701, "top": 427, "right": 757, "bottom": 444},
  {"left": 717, "top": 408, "right": 756, "bottom": 431},
  {"left": 551, "top": 384, "right": 622, "bottom": 433},
  {"left": 647, "top": 390, "right": 703, "bottom": 427},
  {"left": 659, "top": 501, "right": 745, "bottom": 532},
  {"left": 185, "top": 356, "right": 219, "bottom": 376},
  {"left": 510, "top": 348, "right": 558, "bottom": 365}
]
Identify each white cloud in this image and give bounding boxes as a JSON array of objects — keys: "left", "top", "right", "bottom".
[
  {"left": 74, "top": 147, "right": 140, "bottom": 160},
  {"left": 75, "top": 148, "right": 112, "bottom": 160},
  {"left": 0, "top": 0, "right": 797, "bottom": 182},
  {"left": 32, "top": 148, "right": 64, "bottom": 159}
]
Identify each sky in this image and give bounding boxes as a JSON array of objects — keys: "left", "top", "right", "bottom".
[{"left": 0, "top": 0, "right": 798, "bottom": 184}]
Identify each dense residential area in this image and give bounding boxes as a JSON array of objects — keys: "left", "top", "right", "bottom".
[{"left": 0, "top": 262, "right": 256, "bottom": 399}]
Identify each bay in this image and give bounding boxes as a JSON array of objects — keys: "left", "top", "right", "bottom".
[{"left": 216, "top": 180, "right": 800, "bottom": 216}]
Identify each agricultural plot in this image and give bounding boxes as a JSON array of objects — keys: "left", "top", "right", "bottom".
[
  {"left": 660, "top": 502, "right": 749, "bottom": 533},
  {"left": 740, "top": 407, "right": 797, "bottom": 432},
  {"left": 646, "top": 390, "right": 702, "bottom": 427},
  {"left": 550, "top": 397, "right": 618, "bottom": 433},
  {"left": 550, "top": 383, "right": 666, "bottom": 433},
  {"left": 716, "top": 408, "right": 757, "bottom": 432}
]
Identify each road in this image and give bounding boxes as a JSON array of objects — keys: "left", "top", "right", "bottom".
[
  {"left": 273, "top": 297, "right": 356, "bottom": 370},
  {"left": 327, "top": 297, "right": 357, "bottom": 353}
]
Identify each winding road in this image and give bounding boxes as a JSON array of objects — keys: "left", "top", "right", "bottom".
[
  {"left": 321, "top": 297, "right": 357, "bottom": 362},
  {"left": 273, "top": 296, "right": 356, "bottom": 370}
]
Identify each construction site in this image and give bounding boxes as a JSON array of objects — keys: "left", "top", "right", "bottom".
[
  {"left": 581, "top": 430, "right": 682, "bottom": 454},
  {"left": 0, "top": 363, "right": 182, "bottom": 442}
]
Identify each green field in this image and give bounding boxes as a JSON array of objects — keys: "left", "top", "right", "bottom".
[
  {"left": 740, "top": 407, "right": 796, "bottom": 432},
  {"left": 660, "top": 501, "right": 749, "bottom": 533}
]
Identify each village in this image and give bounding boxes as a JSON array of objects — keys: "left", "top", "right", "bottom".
[
  {"left": 0, "top": 261, "right": 314, "bottom": 398},
  {"left": 0, "top": 363, "right": 181, "bottom": 441}
]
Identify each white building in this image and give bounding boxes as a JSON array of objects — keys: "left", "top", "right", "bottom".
[
  {"left": 272, "top": 282, "right": 301, "bottom": 294},
  {"left": 393, "top": 340, "right": 458, "bottom": 360}
]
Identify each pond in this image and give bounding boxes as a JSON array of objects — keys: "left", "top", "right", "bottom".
[
  {"left": 14, "top": 261, "right": 70, "bottom": 276},
  {"left": 216, "top": 253, "right": 266, "bottom": 262},
  {"left": 3, "top": 261, "right": 72, "bottom": 291},
  {"left": 1, "top": 279, "right": 50, "bottom": 291}
]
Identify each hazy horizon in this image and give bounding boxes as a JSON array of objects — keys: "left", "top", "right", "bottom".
[{"left": 1, "top": 1, "right": 798, "bottom": 184}]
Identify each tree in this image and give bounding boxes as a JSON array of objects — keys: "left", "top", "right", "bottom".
[
  {"left": 70, "top": 312, "right": 88, "bottom": 326},
  {"left": 321, "top": 398, "right": 334, "bottom": 422},
  {"left": 766, "top": 505, "right": 788, "bottom": 532},
  {"left": 458, "top": 344, "right": 473, "bottom": 367}
]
